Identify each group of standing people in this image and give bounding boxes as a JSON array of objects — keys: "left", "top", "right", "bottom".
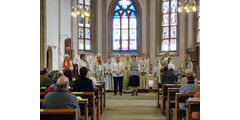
[{"left": 61, "top": 51, "right": 195, "bottom": 96}]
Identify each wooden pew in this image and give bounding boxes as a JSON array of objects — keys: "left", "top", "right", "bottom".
[
  {"left": 96, "top": 82, "right": 105, "bottom": 114},
  {"left": 72, "top": 92, "right": 97, "bottom": 120},
  {"left": 186, "top": 99, "right": 200, "bottom": 120},
  {"left": 40, "top": 98, "right": 89, "bottom": 120},
  {"left": 160, "top": 84, "right": 182, "bottom": 115},
  {"left": 165, "top": 88, "right": 180, "bottom": 120},
  {"left": 94, "top": 88, "right": 101, "bottom": 120},
  {"left": 40, "top": 109, "right": 78, "bottom": 120},
  {"left": 172, "top": 93, "right": 194, "bottom": 120}
]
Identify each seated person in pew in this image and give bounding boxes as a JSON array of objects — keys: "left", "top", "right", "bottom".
[
  {"left": 179, "top": 74, "right": 200, "bottom": 110},
  {"left": 44, "top": 72, "right": 63, "bottom": 96},
  {"left": 73, "top": 67, "right": 94, "bottom": 92},
  {"left": 40, "top": 68, "right": 52, "bottom": 88},
  {"left": 178, "top": 69, "right": 192, "bottom": 85},
  {"left": 192, "top": 92, "right": 200, "bottom": 120},
  {"left": 162, "top": 64, "right": 178, "bottom": 84},
  {"left": 64, "top": 69, "right": 74, "bottom": 88},
  {"left": 43, "top": 76, "right": 81, "bottom": 118}
]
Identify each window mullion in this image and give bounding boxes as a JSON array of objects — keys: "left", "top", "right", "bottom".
[{"left": 168, "top": 0, "right": 171, "bottom": 52}]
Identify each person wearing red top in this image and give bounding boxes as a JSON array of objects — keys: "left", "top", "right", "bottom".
[
  {"left": 62, "top": 54, "right": 73, "bottom": 72},
  {"left": 192, "top": 92, "right": 200, "bottom": 120}
]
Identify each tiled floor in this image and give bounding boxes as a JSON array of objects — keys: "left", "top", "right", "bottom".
[{"left": 101, "top": 93, "right": 166, "bottom": 120}]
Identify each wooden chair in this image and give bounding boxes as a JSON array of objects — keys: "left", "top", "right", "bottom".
[
  {"left": 186, "top": 99, "right": 200, "bottom": 120},
  {"left": 40, "top": 98, "right": 89, "bottom": 120},
  {"left": 72, "top": 92, "right": 97, "bottom": 120},
  {"left": 172, "top": 93, "right": 194, "bottom": 120},
  {"left": 160, "top": 84, "right": 182, "bottom": 115},
  {"left": 40, "top": 109, "right": 78, "bottom": 120},
  {"left": 165, "top": 88, "right": 180, "bottom": 120}
]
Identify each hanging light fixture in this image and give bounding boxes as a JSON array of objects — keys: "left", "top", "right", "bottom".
[{"left": 178, "top": 0, "right": 197, "bottom": 13}]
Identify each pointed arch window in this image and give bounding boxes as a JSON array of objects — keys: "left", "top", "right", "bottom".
[
  {"left": 112, "top": 0, "right": 137, "bottom": 52},
  {"left": 161, "top": 0, "right": 178, "bottom": 52}
]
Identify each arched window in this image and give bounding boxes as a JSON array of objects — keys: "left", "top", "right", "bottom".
[
  {"left": 78, "top": 0, "right": 92, "bottom": 51},
  {"left": 161, "top": 0, "right": 178, "bottom": 52},
  {"left": 111, "top": 0, "right": 140, "bottom": 52}
]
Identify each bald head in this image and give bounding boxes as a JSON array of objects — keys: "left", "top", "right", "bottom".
[{"left": 56, "top": 76, "right": 69, "bottom": 89}]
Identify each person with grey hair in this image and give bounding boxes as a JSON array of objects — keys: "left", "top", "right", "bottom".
[
  {"left": 43, "top": 76, "right": 81, "bottom": 118},
  {"left": 162, "top": 64, "right": 178, "bottom": 84},
  {"left": 62, "top": 54, "right": 73, "bottom": 73},
  {"left": 160, "top": 51, "right": 173, "bottom": 68},
  {"left": 111, "top": 54, "right": 125, "bottom": 96},
  {"left": 93, "top": 53, "right": 105, "bottom": 82}
]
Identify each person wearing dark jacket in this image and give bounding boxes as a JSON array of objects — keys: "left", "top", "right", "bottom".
[
  {"left": 162, "top": 64, "right": 178, "bottom": 84},
  {"left": 73, "top": 67, "right": 94, "bottom": 92},
  {"left": 43, "top": 76, "right": 81, "bottom": 118}
]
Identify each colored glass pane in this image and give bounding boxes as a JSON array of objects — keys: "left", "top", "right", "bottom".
[
  {"left": 161, "top": 40, "right": 169, "bottom": 51},
  {"left": 85, "top": 17, "right": 90, "bottom": 28},
  {"left": 122, "top": 29, "right": 128, "bottom": 39},
  {"left": 170, "top": 12, "right": 177, "bottom": 25},
  {"left": 85, "top": 40, "right": 91, "bottom": 50},
  {"left": 85, "top": 0, "right": 90, "bottom": 5},
  {"left": 162, "top": 27, "right": 169, "bottom": 39},
  {"left": 170, "top": 39, "right": 176, "bottom": 51},
  {"left": 130, "top": 29, "right": 136, "bottom": 39},
  {"left": 171, "top": 0, "right": 177, "bottom": 12},
  {"left": 162, "top": 1, "right": 169, "bottom": 14},
  {"left": 113, "top": 39, "right": 120, "bottom": 51},
  {"left": 130, "top": 39, "right": 137, "bottom": 51},
  {"left": 170, "top": 26, "right": 176, "bottom": 38},
  {"left": 121, "top": 39, "right": 128, "bottom": 51},
  {"left": 79, "top": 39, "right": 84, "bottom": 50},
  {"left": 162, "top": 14, "right": 169, "bottom": 26},
  {"left": 78, "top": 16, "right": 84, "bottom": 27},
  {"left": 79, "top": 28, "right": 84, "bottom": 39},
  {"left": 121, "top": 16, "right": 128, "bottom": 28},
  {"left": 113, "top": 18, "right": 120, "bottom": 29},
  {"left": 115, "top": 5, "right": 120, "bottom": 11},
  {"left": 119, "top": 0, "right": 132, "bottom": 9},
  {"left": 113, "top": 30, "right": 120, "bottom": 39},
  {"left": 85, "top": 28, "right": 90, "bottom": 39},
  {"left": 129, "top": 5, "right": 135, "bottom": 11},
  {"left": 130, "top": 18, "right": 136, "bottom": 28}
]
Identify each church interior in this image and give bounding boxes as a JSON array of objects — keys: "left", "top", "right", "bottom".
[{"left": 40, "top": 0, "right": 200, "bottom": 120}]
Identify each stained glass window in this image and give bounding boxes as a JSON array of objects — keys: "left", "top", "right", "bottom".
[
  {"left": 113, "top": 0, "right": 137, "bottom": 51},
  {"left": 78, "top": 0, "right": 91, "bottom": 50},
  {"left": 161, "top": 0, "right": 178, "bottom": 52}
]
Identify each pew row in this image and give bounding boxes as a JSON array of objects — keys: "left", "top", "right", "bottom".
[
  {"left": 40, "top": 109, "right": 78, "bottom": 120},
  {"left": 186, "top": 99, "right": 200, "bottom": 120},
  {"left": 172, "top": 93, "right": 194, "bottom": 120},
  {"left": 160, "top": 84, "right": 182, "bottom": 115},
  {"left": 165, "top": 88, "right": 180, "bottom": 120}
]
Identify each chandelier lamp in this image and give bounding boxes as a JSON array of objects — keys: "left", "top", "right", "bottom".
[{"left": 178, "top": 0, "right": 197, "bottom": 13}]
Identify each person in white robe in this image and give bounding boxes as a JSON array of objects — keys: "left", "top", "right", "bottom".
[
  {"left": 93, "top": 53, "right": 105, "bottom": 82},
  {"left": 152, "top": 60, "right": 161, "bottom": 89},
  {"left": 181, "top": 54, "right": 193, "bottom": 76},
  {"left": 138, "top": 53, "right": 149, "bottom": 90},
  {"left": 104, "top": 57, "right": 113, "bottom": 91},
  {"left": 160, "top": 51, "right": 173, "bottom": 68},
  {"left": 78, "top": 54, "right": 90, "bottom": 77}
]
